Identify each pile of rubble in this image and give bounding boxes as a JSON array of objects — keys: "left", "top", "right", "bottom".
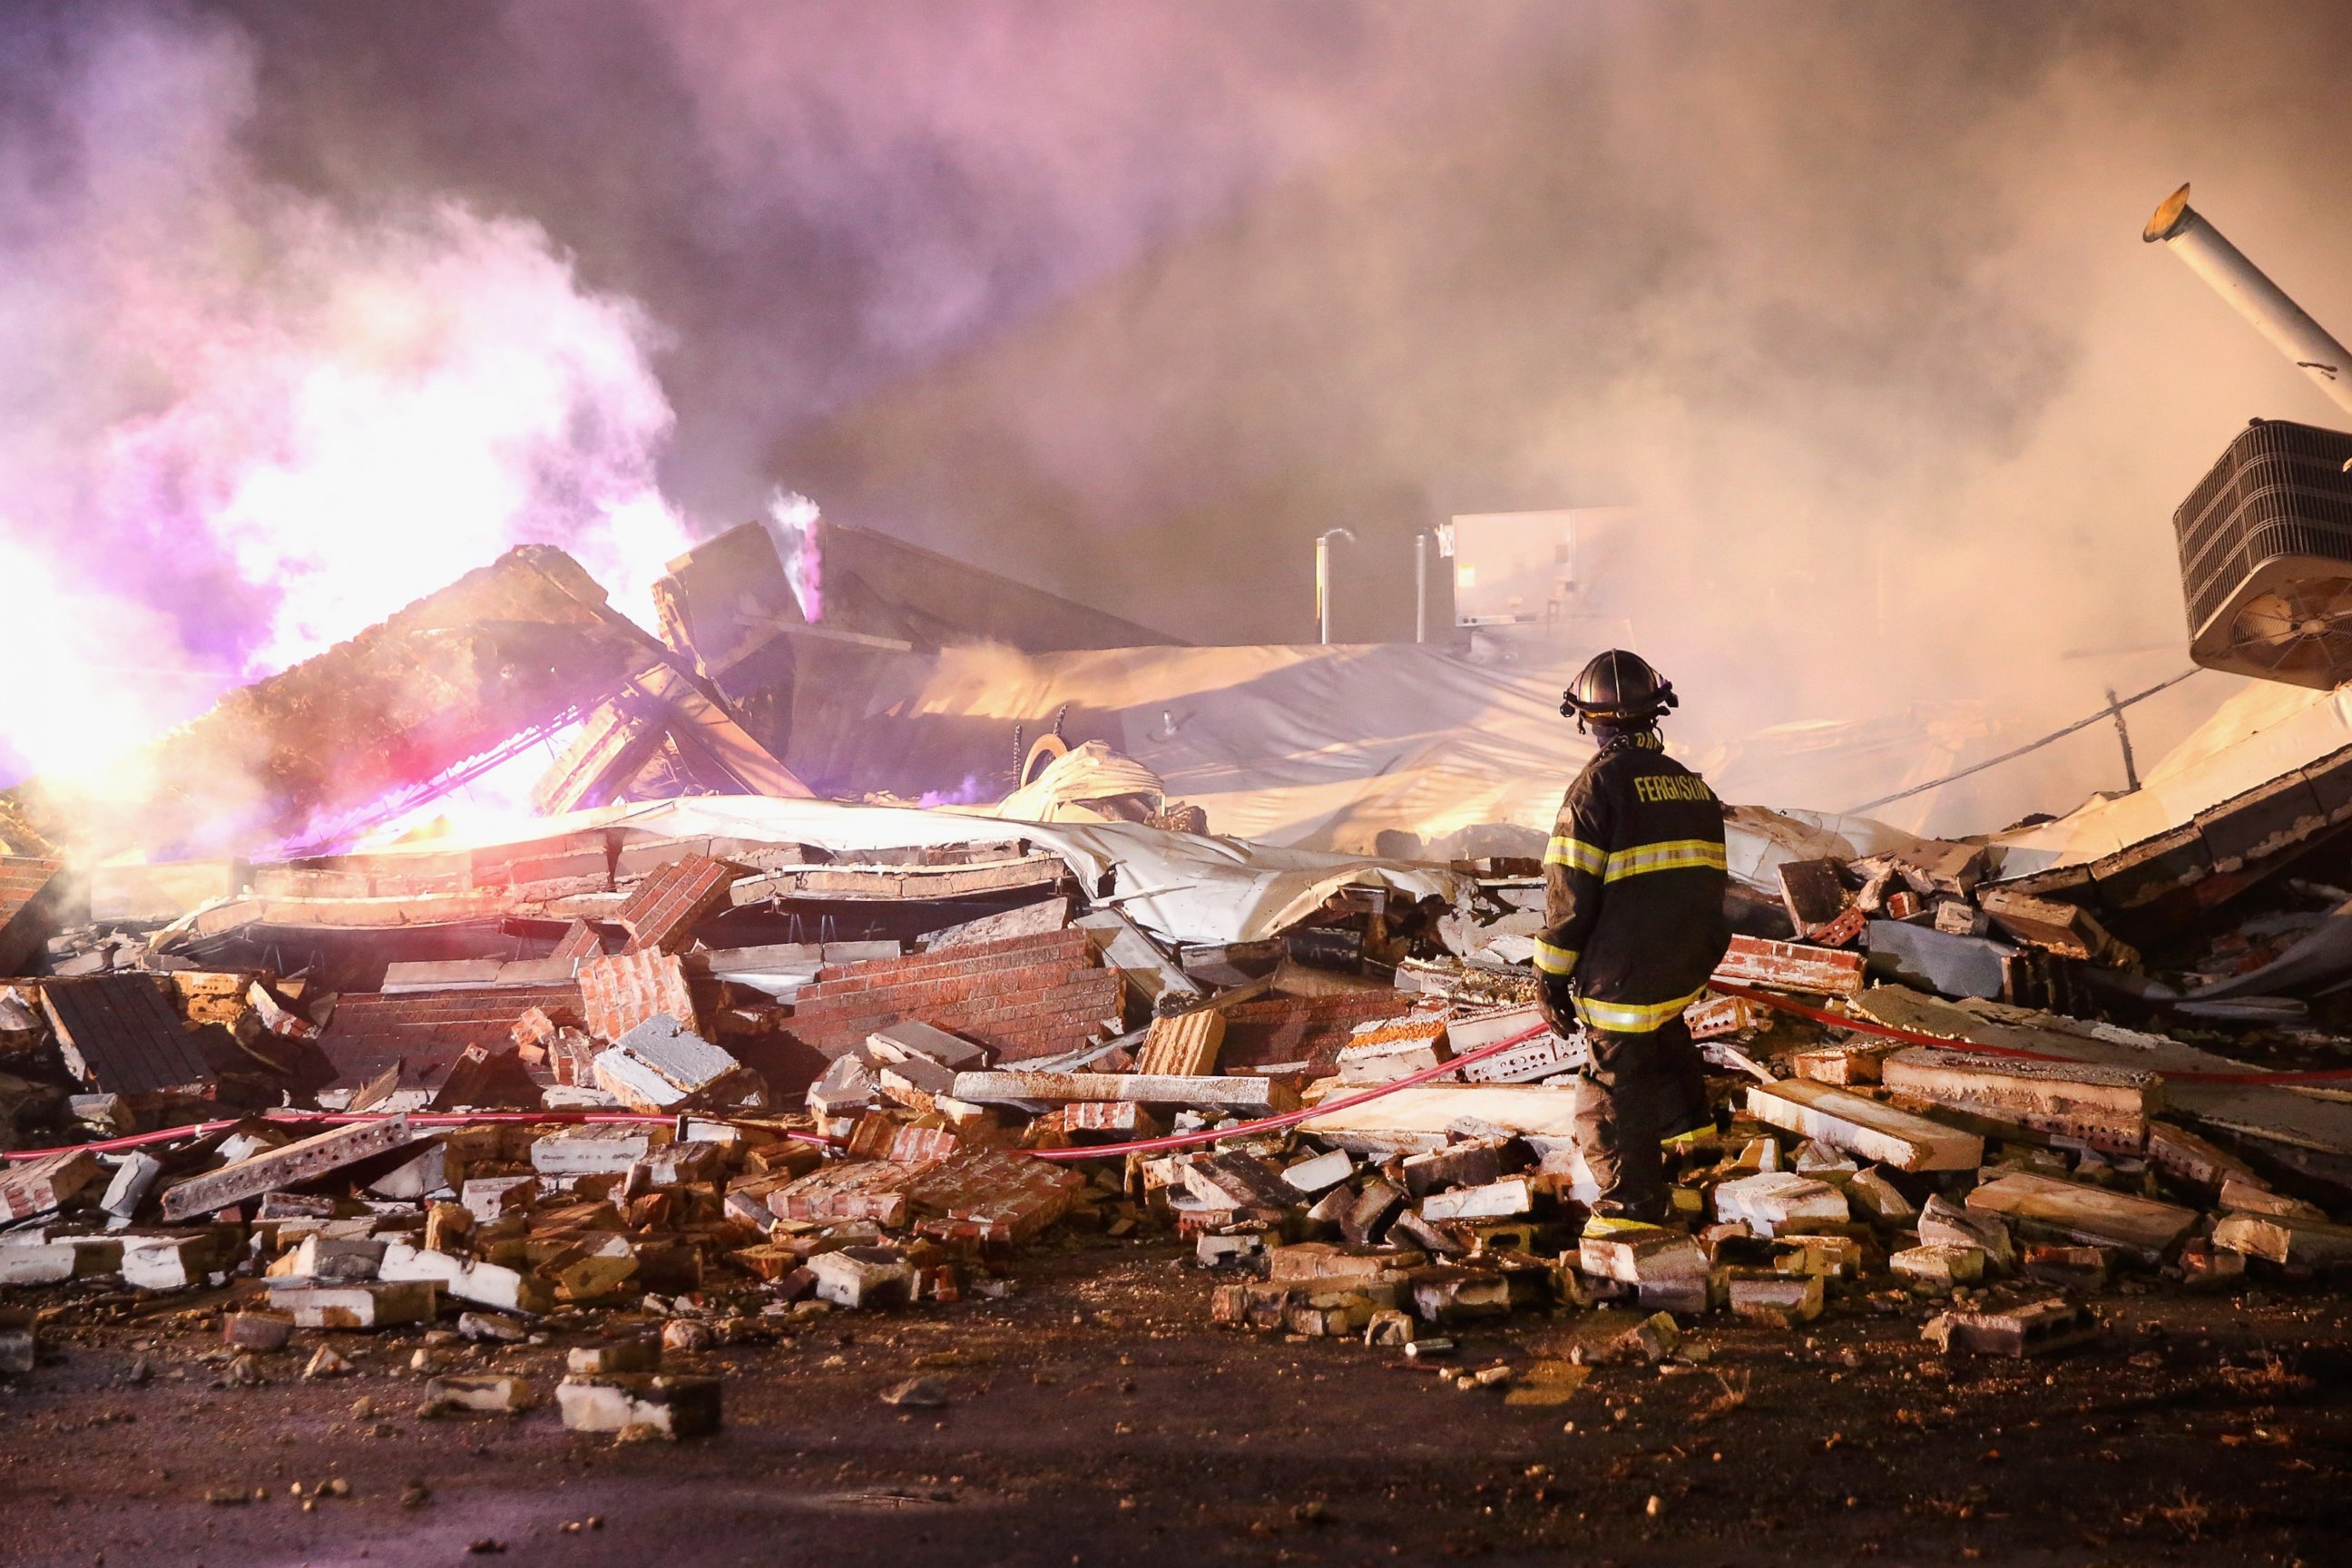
[
  {"left": 4, "top": 822, "right": 2347, "bottom": 1439},
  {"left": 3, "top": 542, "right": 2351, "bottom": 1446}
]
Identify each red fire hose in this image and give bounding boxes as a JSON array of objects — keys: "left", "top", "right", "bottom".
[
  {"left": 1710, "top": 981, "right": 2352, "bottom": 1086},
  {"left": 1, "top": 1025, "right": 1553, "bottom": 1165},
  {"left": 13, "top": 984, "right": 2345, "bottom": 1171}
]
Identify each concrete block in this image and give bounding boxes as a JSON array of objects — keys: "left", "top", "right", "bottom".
[
  {"left": 423, "top": 1374, "right": 537, "bottom": 1416},
  {"left": 222, "top": 1310, "right": 295, "bottom": 1351},
  {"left": 460, "top": 1175, "right": 538, "bottom": 1223},
  {"left": 1281, "top": 1149, "right": 1354, "bottom": 1194},
  {"left": 593, "top": 1014, "right": 742, "bottom": 1112},
  {"left": 1845, "top": 1168, "right": 1916, "bottom": 1222},
  {"left": 122, "top": 1234, "right": 224, "bottom": 1291},
  {"left": 378, "top": 1240, "right": 554, "bottom": 1315},
  {"left": 1890, "top": 1242, "right": 1985, "bottom": 1295},
  {"left": 1419, "top": 1177, "right": 1534, "bottom": 1223},
  {"left": 867, "top": 1021, "right": 989, "bottom": 1071},
  {"left": 100, "top": 1152, "right": 164, "bottom": 1220},
  {"left": 268, "top": 1280, "right": 437, "bottom": 1328},
  {"left": 1922, "top": 1297, "right": 2100, "bottom": 1357},
  {"left": 807, "top": 1246, "right": 915, "bottom": 1308},
  {"left": 1729, "top": 1272, "right": 1823, "bottom": 1325},
  {"left": 1711, "top": 1172, "right": 1848, "bottom": 1238},
  {"left": 530, "top": 1126, "right": 660, "bottom": 1176},
  {"left": 557, "top": 1374, "right": 722, "bottom": 1438},
  {"left": 567, "top": 1337, "right": 661, "bottom": 1376}
]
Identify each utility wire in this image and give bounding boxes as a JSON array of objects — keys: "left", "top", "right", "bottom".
[{"left": 1844, "top": 668, "right": 2204, "bottom": 815}]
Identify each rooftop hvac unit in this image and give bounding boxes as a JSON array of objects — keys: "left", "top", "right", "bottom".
[{"left": 2176, "top": 417, "right": 2352, "bottom": 688}]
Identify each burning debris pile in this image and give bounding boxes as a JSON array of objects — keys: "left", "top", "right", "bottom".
[{"left": 3, "top": 539, "right": 2352, "bottom": 1453}]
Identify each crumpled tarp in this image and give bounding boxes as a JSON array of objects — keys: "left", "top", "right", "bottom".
[
  {"left": 788, "top": 641, "right": 2022, "bottom": 857},
  {"left": 989, "top": 740, "right": 1165, "bottom": 824},
  {"left": 2180, "top": 895, "right": 2352, "bottom": 1001},
  {"left": 1988, "top": 680, "right": 2348, "bottom": 879},
  {"left": 339, "top": 794, "right": 1477, "bottom": 950}
]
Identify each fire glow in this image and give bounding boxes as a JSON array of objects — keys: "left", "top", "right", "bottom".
[{"left": 0, "top": 11, "right": 688, "bottom": 795}]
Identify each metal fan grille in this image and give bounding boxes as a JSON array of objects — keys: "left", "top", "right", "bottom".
[{"left": 2229, "top": 577, "right": 2352, "bottom": 678}]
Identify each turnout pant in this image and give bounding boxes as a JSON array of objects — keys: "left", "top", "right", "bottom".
[{"left": 1573, "top": 1014, "right": 1710, "bottom": 1222}]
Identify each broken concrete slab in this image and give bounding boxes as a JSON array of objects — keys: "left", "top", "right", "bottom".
[
  {"left": 1333, "top": 1017, "right": 1449, "bottom": 1083},
  {"left": 1845, "top": 1167, "right": 1917, "bottom": 1223},
  {"left": 423, "top": 1374, "right": 538, "bottom": 1416},
  {"left": 1074, "top": 909, "right": 1204, "bottom": 1010},
  {"left": 593, "top": 1014, "right": 748, "bottom": 1112},
  {"left": 1878, "top": 1048, "right": 2160, "bottom": 1153},
  {"left": 530, "top": 1125, "right": 661, "bottom": 1176},
  {"left": 1744, "top": 1079, "right": 1982, "bottom": 1172},
  {"left": 1789, "top": 1040, "right": 1903, "bottom": 1085},
  {"left": 949, "top": 1069, "right": 1294, "bottom": 1112},
  {"left": 1863, "top": 919, "right": 2015, "bottom": 1001},
  {"left": 867, "top": 1021, "right": 990, "bottom": 1072},
  {"left": 2210, "top": 1210, "right": 2352, "bottom": 1268},
  {"left": 161, "top": 1116, "right": 413, "bottom": 1222},
  {"left": 1280, "top": 1149, "right": 1354, "bottom": 1194},
  {"left": 1579, "top": 1219, "right": 1707, "bottom": 1285},
  {"left": 1964, "top": 1172, "right": 2197, "bottom": 1265},
  {"left": 917, "top": 897, "right": 1072, "bottom": 953},
  {"left": 807, "top": 1246, "right": 916, "bottom": 1308},
  {"left": 567, "top": 1337, "right": 661, "bottom": 1375},
  {"left": 1976, "top": 887, "right": 2137, "bottom": 967},
  {"left": 378, "top": 1239, "right": 554, "bottom": 1315},
  {"left": 1299, "top": 1083, "right": 1581, "bottom": 1156},
  {"left": 1181, "top": 1152, "right": 1293, "bottom": 1211}
]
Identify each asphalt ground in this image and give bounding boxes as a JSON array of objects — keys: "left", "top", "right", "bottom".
[{"left": 4, "top": 1237, "right": 2348, "bottom": 1568}]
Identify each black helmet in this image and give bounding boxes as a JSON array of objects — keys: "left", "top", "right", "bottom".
[{"left": 1562, "top": 649, "right": 1678, "bottom": 730}]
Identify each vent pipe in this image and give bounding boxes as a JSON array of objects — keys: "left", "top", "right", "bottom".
[{"left": 2144, "top": 182, "right": 2352, "bottom": 419}]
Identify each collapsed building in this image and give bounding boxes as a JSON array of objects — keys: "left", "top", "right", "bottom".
[{"left": 5, "top": 186, "right": 2352, "bottom": 1441}]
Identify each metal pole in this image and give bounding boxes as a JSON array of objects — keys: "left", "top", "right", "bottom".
[
  {"left": 1316, "top": 535, "right": 1330, "bottom": 645},
  {"left": 2144, "top": 183, "right": 2352, "bottom": 418},
  {"left": 1414, "top": 533, "right": 1428, "bottom": 643},
  {"left": 2105, "top": 687, "right": 2141, "bottom": 792},
  {"left": 1315, "top": 528, "right": 1355, "bottom": 645}
]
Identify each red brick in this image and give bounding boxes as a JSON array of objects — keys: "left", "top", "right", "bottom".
[
  {"left": 615, "top": 855, "right": 736, "bottom": 954},
  {"left": 321, "top": 983, "right": 586, "bottom": 1083},
  {"left": 1219, "top": 992, "right": 1415, "bottom": 1073},
  {"left": 577, "top": 949, "right": 698, "bottom": 1041}
]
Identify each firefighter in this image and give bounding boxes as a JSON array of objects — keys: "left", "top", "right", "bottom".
[{"left": 1535, "top": 649, "right": 1731, "bottom": 1222}]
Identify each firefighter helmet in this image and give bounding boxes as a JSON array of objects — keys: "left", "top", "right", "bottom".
[{"left": 1561, "top": 649, "right": 1678, "bottom": 729}]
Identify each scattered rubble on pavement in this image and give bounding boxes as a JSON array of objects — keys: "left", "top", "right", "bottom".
[{"left": 6, "top": 535, "right": 2352, "bottom": 1465}]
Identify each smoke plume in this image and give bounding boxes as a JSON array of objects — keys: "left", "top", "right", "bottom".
[
  {"left": 0, "top": 5, "right": 685, "bottom": 793},
  {"left": 17, "top": 1, "right": 2352, "bottom": 836}
]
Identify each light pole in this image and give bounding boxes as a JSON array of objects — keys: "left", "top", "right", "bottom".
[{"left": 1315, "top": 528, "right": 1356, "bottom": 645}]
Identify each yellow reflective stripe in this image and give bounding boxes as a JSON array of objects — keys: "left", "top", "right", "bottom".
[
  {"left": 1574, "top": 985, "right": 1710, "bottom": 1034},
  {"left": 1602, "top": 838, "right": 1726, "bottom": 883},
  {"left": 1544, "top": 836, "right": 1606, "bottom": 876},
  {"left": 1534, "top": 939, "right": 1579, "bottom": 976}
]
